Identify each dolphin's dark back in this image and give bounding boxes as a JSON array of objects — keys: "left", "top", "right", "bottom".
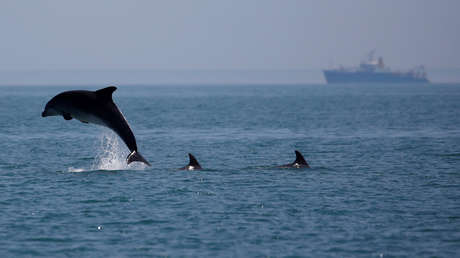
[
  {"left": 93, "top": 87, "right": 151, "bottom": 165},
  {"left": 60, "top": 87, "right": 139, "bottom": 153},
  {"left": 94, "top": 87, "right": 138, "bottom": 153}
]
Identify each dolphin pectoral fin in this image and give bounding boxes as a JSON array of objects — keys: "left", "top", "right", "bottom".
[
  {"left": 63, "top": 113, "right": 72, "bottom": 120},
  {"left": 127, "top": 151, "right": 151, "bottom": 166}
]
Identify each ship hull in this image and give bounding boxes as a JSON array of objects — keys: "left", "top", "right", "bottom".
[{"left": 323, "top": 70, "right": 429, "bottom": 84}]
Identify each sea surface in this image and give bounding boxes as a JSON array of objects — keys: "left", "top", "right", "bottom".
[{"left": 0, "top": 84, "right": 459, "bottom": 257}]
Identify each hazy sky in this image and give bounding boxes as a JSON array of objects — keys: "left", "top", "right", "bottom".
[{"left": 0, "top": 0, "right": 459, "bottom": 71}]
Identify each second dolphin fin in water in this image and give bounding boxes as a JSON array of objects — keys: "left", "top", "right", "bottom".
[
  {"left": 293, "top": 150, "right": 310, "bottom": 168},
  {"left": 180, "top": 153, "right": 202, "bottom": 170},
  {"left": 278, "top": 150, "right": 310, "bottom": 168}
]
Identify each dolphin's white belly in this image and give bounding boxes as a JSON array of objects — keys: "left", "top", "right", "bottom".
[{"left": 71, "top": 111, "right": 107, "bottom": 127}]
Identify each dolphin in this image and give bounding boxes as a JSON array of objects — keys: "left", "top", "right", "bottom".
[
  {"left": 180, "top": 153, "right": 202, "bottom": 170},
  {"left": 278, "top": 150, "right": 310, "bottom": 168},
  {"left": 41, "top": 86, "right": 151, "bottom": 166}
]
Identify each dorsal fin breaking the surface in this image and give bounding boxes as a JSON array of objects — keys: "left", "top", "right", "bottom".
[
  {"left": 95, "top": 86, "right": 117, "bottom": 101},
  {"left": 294, "top": 150, "right": 310, "bottom": 167},
  {"left": 188, "top": 153, "right": 202, "bottom": 169}
]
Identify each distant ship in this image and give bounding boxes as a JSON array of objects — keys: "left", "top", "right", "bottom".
[{"left": 323, "top": 51, "right": 429, "bottom": 84}]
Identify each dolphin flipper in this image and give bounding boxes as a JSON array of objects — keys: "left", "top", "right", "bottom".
[{"left": 127, "top": 151, "right": 151, "bottom": 166}]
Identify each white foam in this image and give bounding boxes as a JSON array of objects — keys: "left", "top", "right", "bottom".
[
  {"left": 67, "top": 167, "right": 86, "bottom": 173},
  {"left": 67, "top": 131, "right": 147, "bottom": 172},
  {"left": 91, "top": 131, "right": 146, "bottom": 171}
]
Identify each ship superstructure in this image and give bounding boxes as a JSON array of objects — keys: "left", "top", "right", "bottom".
[{"left": 323, "top": 51, "right": 429, "bottom": 84}]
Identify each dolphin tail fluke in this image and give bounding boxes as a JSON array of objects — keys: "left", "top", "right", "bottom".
[
  {"left": 127, "top": 151, "right": 151, "bottom": 166},
  {"left": 294, "top": 150, "right": 310, "bottom": 168}
]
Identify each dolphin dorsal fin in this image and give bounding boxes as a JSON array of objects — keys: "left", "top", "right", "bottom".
[
  {"left": 294, "top": 150, "right": 309, "bottom": 166},
  {"left": 188, "top": 153, "right": 201, "bottom": 168},
  {"left": 95, "top": 86, "right": 117, "bottom": 101}
]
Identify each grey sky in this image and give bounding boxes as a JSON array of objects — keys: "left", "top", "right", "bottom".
[{"left": 0, "top": 0, "right": 459, "bottom": 72}]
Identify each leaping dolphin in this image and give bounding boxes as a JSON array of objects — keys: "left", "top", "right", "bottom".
[
  {"left": 278, "top": 150, "right": 310, "bottom": 168},
  {"left": 41, "top": 86, "right": 151, "bottom": 166},
  {"left": 180, "top": 153, "right": 202, "bottom": 170}
]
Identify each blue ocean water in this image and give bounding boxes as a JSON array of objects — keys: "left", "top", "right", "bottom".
[{"left": 0, "top": 84, "right": 459, "bottom": 257}]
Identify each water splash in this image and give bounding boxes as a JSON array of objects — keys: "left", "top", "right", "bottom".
[
  {"left": 91, "top": 131, "right": 127, "bottom": 170},
  {"left": 67, "top": 130, "right": 146, "bottom": 172},
  {"left": 90, "top": 131, "right": 146, "bottom": 171}
]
